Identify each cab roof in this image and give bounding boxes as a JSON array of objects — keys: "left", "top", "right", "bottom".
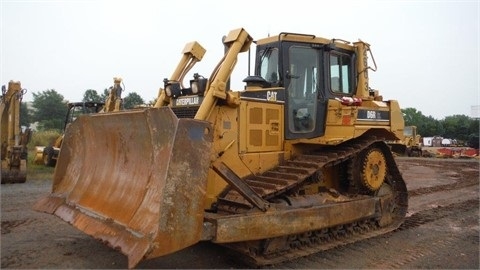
[{"left": 256, "top": 32, "right": 356, "bottom": 51}]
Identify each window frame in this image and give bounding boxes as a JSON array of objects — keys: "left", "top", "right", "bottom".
[{"left": 328, "top": 51, "right": 355, "bottom": 96}]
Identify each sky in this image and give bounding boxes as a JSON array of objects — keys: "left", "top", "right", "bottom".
[{"left": 1, "top": 0, "right": 479, "bottom": 119}]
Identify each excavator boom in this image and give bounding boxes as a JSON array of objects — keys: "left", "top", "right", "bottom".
[{"left": 1, "top": 81, "right": 30, "bottom": 184}]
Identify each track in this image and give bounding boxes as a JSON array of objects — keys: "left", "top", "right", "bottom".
[
  {"left": 269, "top": 198, "right": 479, "bottom": 269},
  {"left": 261, "top": 158, "right": 480, "bottom": 269},
  {"left": 217, "top": 136, "right": 403, "bottom": 210},
  {"left": 214, "top": 135, "right": 408, "bottom": 267}
]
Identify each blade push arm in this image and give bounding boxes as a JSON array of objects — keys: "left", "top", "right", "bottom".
[
  {"left": 194, "top": 28, "right": 252, "bottom": 120},
  {"left": 155, "top": 41, "right": 206, "bottom": 108}
]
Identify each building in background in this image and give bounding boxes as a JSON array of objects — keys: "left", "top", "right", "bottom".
[{"left": 471, "top": 105, "right": 479, "bottom": 119}]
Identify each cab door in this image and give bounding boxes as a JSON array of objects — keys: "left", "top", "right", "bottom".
[{"left": 283, "top": 44, "right": 326, "bottom": 140}]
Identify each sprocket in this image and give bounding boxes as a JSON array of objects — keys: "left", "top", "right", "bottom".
[{"left": 359, "top": 147, "right": 387, "bottom": 191}]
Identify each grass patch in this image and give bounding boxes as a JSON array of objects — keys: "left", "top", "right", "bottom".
[
  {"left": 28, "top": 163, "right": 55, "bottom": 181},
  {"left": 27, "top": 149, "right": 55, "bottom": 181},
  {"left": 28, "top": 130, "right": 61, "bottom": 149},
  {"left": 24, "top": 130, "right": 61, "bottom": 181}
]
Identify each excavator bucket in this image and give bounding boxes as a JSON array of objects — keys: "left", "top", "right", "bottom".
[
  {"left": 1, "top": 154, "right": 27, "bottom": 183},
  {"left": 34, "top": 107, "right": 212, "bottom": 268}
]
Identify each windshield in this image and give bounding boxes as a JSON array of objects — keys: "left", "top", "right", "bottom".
[{"left": 259, "top": 48, "right": 279, "bottom": 84}]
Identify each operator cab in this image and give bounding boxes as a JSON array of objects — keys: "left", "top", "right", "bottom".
[
  {"left": 64, "top": 102, "right": 104, "bottom": 130},
  {"left": 245, "top": 33, "right": 356, "bottom": 140}
]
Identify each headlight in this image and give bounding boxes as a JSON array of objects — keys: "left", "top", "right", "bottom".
[
  {"left": 164, "top": 80, "right": 181, "bottom": 98},
  {"left": 190, "top": 73, "right": 207, "bottom": 95},
  {"left": 191, "top": 81, "right": 199, "bottom": 94},
  {"left": 165, "top": 85, "right": 172, "bottom": 97}
]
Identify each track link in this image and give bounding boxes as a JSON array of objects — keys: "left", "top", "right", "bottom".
[
  {"left": 216, "top": 135, "right": 408, "bottom": 266},
  {"left": 217, "top": 136, "right": 378, "bottom": 212}
]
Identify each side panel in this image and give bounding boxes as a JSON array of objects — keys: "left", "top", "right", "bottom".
[
  {"left": 202, "top": 100, "right": 286, "bottom": 208},
  {"left": 239, "top": 101, "right": 284, "bottom": 153},
  {"left": 289, "top": 99, "right": 403, "bottom": 145}
]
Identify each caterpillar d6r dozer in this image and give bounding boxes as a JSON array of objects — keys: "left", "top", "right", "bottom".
[
  {"left": 1, "top": 80, "right": 31, "bottom": 184},
  {"left": 34, "top": 28, "right": 408, "bottom": 268}
]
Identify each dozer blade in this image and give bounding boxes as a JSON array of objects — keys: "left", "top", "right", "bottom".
[{"left": 34, "top": 107, "right": 212, "bottom": 268}]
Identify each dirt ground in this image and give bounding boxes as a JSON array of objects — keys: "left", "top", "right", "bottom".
[{"left": 1, "top": 157, "right": 479, "bottom": 269}]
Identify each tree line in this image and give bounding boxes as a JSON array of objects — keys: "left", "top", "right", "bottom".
[
  {"left": 402, "top": 108, "right": 479, "bottom": 148},
  {"left": 20, "top": 91, "right": 479, "bottom": 148},
  {"left": 20, "top": 88, "right": 146, "bottom": 131}
]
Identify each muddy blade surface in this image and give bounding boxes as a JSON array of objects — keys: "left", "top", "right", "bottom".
[{"left": 34, "top": 107, "right": 212, "bottom": 268}]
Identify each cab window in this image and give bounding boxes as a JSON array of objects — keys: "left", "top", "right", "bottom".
[
  {"left": 330, "top": 53, "right": 353, "bottom": 94},
  {"left": 259, "top": 48, "right": 279, "bottom": 83}
]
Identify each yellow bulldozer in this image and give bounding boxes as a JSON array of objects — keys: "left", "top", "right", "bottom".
[
  {"left": 1, "top": 81, "right": 31, "bottom": 184},
  {"left": 35, "top": 28, "right": 408, "bottom": 268},
  {"left": 388, "top": 125, "right": 422, "bottom": 157}
]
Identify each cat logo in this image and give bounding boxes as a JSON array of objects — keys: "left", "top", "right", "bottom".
[
  {"left": 175, "top": 96, "right": 199, "bottom": 106},
  {"left": 267, "top": 91, "right": 277, "bottom": 101}
]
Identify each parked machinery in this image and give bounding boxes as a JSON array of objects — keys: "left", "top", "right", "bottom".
[
  {"left": 101, "top": 77, "right": 123, "bottom": 112},
  {"left": 35, "top": 28, "right": 408, "bottom": 268},
  {"left": 1, "top": 81, "right": 31, "bottom": 184},
  {"left": 33, "top": 101, "right": 104, "bottom": 167},
  {"left": 388, "top": 125, "right": 422, "bottom": 157},
  {"left": 33, "top": 77, "right": 124, "bottom": 166}
]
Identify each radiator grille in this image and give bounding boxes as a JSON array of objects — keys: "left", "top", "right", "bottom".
[{"left": 171, "top": 106, "right": 199, "bottom": 119}]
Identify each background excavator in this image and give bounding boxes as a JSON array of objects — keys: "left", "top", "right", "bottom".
[
  {"left": 1, "top": 81, "right": 31, "bottom": 184},
  {"left": 35, "top": 28, "right": 408, "bottom": 268},
  {"left": 34, "top": 77, "right": 123, "bottom": 166},
  {"left": 34, "top": 101, "right": 104, "bottom": 167},
  {"left": 101, "top": 77, "right": 124, "bottom": 112}
]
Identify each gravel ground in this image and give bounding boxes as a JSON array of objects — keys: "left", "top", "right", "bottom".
[{"left": 1, "top": 157, "right": 479, "bottom": 269}]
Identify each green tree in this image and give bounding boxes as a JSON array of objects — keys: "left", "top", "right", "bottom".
[
  {"left": 82, "top": 89, "right": 102, "bottom": 102},
  {"left": 468, "top": 118, "right": 479, "bottom": 137},
  {"left": 403, "top": 107, "right": 479, "bottom": 147},
  {"left": 441, "top": 115, "right": 471, "bottom": 141},
  {"left": 20, "top": 101, "right": 31, "bottom": 127},
  {"left": 402, "top": 107, "right": 441, "bottom": 137},
  {"left": 31, "top": 89, "right": 68, "bottom": 131},
  {"left": 402, "top": 107, "right": 424, "bottom": 126},
  {"left": 101, "top": 88, "right": 109, "bottom": 102},
  {"left": 123, "top": 92, "right": 144, "bottom": 109},
  {"left": 467, "top": 133, "right": 479, "bottom": 149},
  {"left": 421, "top": 115, "right": 442, "bottom": 137}
]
